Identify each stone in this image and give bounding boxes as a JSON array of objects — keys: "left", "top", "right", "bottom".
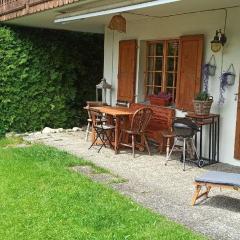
[
  {"left": 66, "top": 129, "right": 74, "bottom": 132},
  {"left": 5, "top": 132, "right": 16, "bottom": 138},
  {"left": 28, "top": 131, "right": 42, "bottom": 136},
  {"left": 56, "top": 128, "right": 64, "bottom": 133},
  {"left": 15, "top": 133, "right": 29, "bottom": 137},
  {"left": 72, "top": 127, "right": 81, "bottom": 132},
  {"left": 42, "top": 127, "right": 56, "bottom": 134}
]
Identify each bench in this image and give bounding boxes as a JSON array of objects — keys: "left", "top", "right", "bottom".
[
  {"left": 130, "top": 103, "right": 175, "bottom": 152},
  {"left": 192, "top": 171, "right": 240, "bottom": 206}
]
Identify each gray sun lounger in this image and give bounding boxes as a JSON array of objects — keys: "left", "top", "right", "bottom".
[{"left": 192, "top": 171, "right": 240, "bottom": 206}]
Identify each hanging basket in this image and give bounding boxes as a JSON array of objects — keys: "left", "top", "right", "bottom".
[
  {"left": 108, "top": 15, "right": 126, "bottom": 33},
  {"left": 220, "top": 64, "right": 236, "bottom": 87},
  {"left": 193, "top": 97, "right": 213, "bottom": 116},
  {"left": 203, "top": 55, "right": 216, "bottom": 77},
  {"left": 207, "top": 55, "right": 216, "bottom": 76}
]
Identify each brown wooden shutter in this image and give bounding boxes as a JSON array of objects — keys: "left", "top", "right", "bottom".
[
  {"left": 117, "top": 40, "right": 137, "bottom": 102},
  {"left": 234, "top": 82, "right": 240, "bottom": 160},
  {"left": 176, "top": 35, "right": 204, "bottom": 111}
]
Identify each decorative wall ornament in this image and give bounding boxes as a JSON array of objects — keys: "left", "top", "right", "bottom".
[
  {"left": 219, "top": 64, "right": 236, "bottom": 105},
  {"left": 108, "top": 14, "right": 126, "bottom": 33},
  {"left": 203, "top": 55, "right": 216, "bottom": 92}
]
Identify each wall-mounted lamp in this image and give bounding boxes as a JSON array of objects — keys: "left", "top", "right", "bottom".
[{"left": 211, "top": 29, "right": 227, "bottom": 52}]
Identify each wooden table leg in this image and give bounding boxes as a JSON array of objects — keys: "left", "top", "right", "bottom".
[
  {"left": 191, "top": 185, "right": 202, "bottom": 206},
  {"left": 166, "top": 137, "right": 170, "bottom": 160},
  {"left": 115, "top": 117, "right": 120, "bottom": 153}
]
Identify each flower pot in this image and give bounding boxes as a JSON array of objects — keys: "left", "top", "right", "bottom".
[
  {"left": 193, "top": 99, "right": 213, "bottom": 116},
  {"left": 149, "top": 96, "right": 170, "bottom": 106},
  {"left": 226, "top": 73, "right": 235, "bottom": 86},
  {"left": 208, "top": 64, "right": 216, "bottom": 76}
]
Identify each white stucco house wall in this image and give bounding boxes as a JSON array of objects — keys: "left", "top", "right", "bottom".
[
  {"left": 4, "top": 0, "right": 240, "bottom": 166},
  {"left": 103, "top": 5, "right": 240, "bottom": 166}
]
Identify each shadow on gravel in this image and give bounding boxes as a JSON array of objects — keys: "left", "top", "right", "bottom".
[{"left": 202, "top": 195, "right": 240, "bottom": 212}]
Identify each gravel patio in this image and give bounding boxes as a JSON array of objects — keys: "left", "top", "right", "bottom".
[{"left": 25, "top": 131, "right": 240, "bottom": 240}]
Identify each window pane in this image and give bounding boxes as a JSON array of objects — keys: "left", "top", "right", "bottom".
[
  {"left": 154, "top": 87, "right": 161, "bottom": 95},
  {"left": 156, "top": 43, "right": 163, "bottom": 56},
  {"left": 167, "top": 73, "right": 174, "bottom": 87},
  {"left": 148, "top": 44, "right": 155, "bottom": 56},
  {"left": 168, "top": 41, "right": 178, "bottom": 56},
  {"left": 155, "top": 72, "right": 162, "bottom": 86},
  {"left": 175, "top": 57, "right": 178, "bottom": 71},
  {"left": 147, "top": 57, "right": 154, "bottom": 71},
  {"left": 167, "top": 57, "right": 175, "bottom": 71},
  {"left": 155, "top": 57, "right": 163, "bottom": 71},
  {"left": 174, "top": 72, "right": 177, "bottom": 92},
  {"left": 166, "top": 87, "right": 173, "bottom": 93},
  {"left": 146, "top": 86, "right": 153, "bottom": 96},
  {"left": 146, "top": 72, "right": 154, "bottom": 85}
]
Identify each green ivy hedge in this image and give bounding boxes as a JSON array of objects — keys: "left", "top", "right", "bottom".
[{"left": 0, "top": 25, "right": 103, "bottom": 135}]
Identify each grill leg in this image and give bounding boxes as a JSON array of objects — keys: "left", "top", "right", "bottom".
[
  {"left": 165, "top": 138, "right": 176, "bottom": 166},
  {"left": 191, "top": 138, "right": 199, "bottom": 160}
]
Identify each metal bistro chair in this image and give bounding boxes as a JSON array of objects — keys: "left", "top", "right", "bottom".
[
  {"left": 88, "top": 109, "right": 115, "bottom": 153},
  {"left": 118, "top": 107, "right": 153, "bottom": 157},
  {"left": 165, "top": 117, "right": 200, "bottom": 171},
  {"left": 85, "top": 101, "right": 107, "bottom": 141}
]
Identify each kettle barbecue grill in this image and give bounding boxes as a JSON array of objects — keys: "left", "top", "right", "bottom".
[{"left": 165, "top": 117, "right": 203, "bottom": 171}]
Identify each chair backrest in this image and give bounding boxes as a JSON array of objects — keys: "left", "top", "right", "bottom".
[
  {"left": 88, "top": 109, "right": 104, "bottom": 128},
  {"left": 173, "top": 117, "right": 199, "bottom": 137},
  {"left": 116, "top": 100, "right": 129, "bottom": 108},
  {"left": 86, "top": 101, "right": 104, "bottom": 118},
  {"left": 130, "top": 107, "right": 153, "bottom": 133}
]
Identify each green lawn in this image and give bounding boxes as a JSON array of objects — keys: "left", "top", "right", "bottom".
[{"left": 0, "top": 138, "right": 206, "bottom": 240}]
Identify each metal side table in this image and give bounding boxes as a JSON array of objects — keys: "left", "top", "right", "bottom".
[{"left": 186, "top": 113, "right": 220, "bottom": 166}]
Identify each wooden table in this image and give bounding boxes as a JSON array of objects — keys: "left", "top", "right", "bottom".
[{"left": 89, "top": 106, "right": 135, "bottom": 152}]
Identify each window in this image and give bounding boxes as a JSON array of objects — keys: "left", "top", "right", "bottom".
[{"left": 145, "top": 39, "right": 179, "bottom": 102}]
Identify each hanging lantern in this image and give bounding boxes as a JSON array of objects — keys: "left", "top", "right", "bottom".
[
  {"left": 210, "top": 29, "right": 227, "bottom": 53},
  {"left": 96, "top": 78, "right": 112, "bottom": 105},
  {"left": 108, "top": 14, "right": 126, "bottom": 33}
]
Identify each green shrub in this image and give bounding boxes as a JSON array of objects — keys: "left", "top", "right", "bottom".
[{"left": 0, "top": 25, "right": 103, "bottom": 135}]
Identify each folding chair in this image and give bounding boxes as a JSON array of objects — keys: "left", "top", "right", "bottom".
[
  {"left": 88, "top": 109, "right": 115, "bottom": 152},
  {"left": 85, "top": 101, "right": 107, "bottom": 141}
]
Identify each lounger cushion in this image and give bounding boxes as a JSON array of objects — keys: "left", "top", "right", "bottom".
[{"left": 195, "top": 171, "right": 240, "bottom": 187}]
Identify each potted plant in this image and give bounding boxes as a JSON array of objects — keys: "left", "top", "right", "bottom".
[
  {"left": 220, "top": 72, "right": 235, "bottom": 86},
  {"left": 219, "top": 64, "right": 236, "bottom": 105},
  {"left": 193, "top": 91, "right": 213, "bottom": 116},
  {"left": 202, "top": 55, "right": 216, "bottom": 92},
  {"left": 149, "top": 92, "right": 172, "bottom": 106}
]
